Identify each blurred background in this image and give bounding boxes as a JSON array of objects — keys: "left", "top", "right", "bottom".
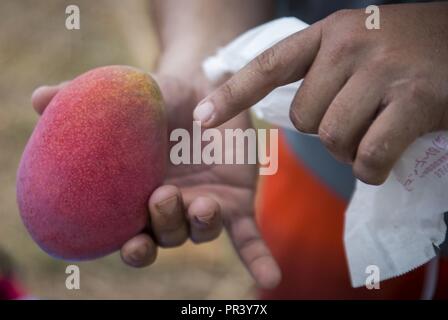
[{"left": 0, "top": 0, "right": 254, "bottom": 299}]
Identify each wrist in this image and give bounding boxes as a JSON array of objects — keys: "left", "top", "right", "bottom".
[
  {"left": 156, "top": 49, "right": 214, "bottom": 100},
  {"left": 156, "top": 50, "right": 204, "bottom": 80},
  {"left": 155, "top": 44, "right": 215, "bottom": 99},
  {"left": 155, "top": 27, "right": 262, "bottom": 82}
]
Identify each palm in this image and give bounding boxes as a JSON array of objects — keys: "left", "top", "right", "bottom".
[
  {"left": 159, "top": 76, "right": 280, "bottom": 288},
  {"left": 160, "top": 76, "right": 257, "bottom": 217}
]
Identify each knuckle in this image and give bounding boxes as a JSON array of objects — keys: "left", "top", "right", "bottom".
[
  {"left": 326, "top": 8, "right": 363, "bottom": 28},
  {"left": 255, "top": 47, "right": 280, "bottom": 77},
  {"left": 388, "top": 81, "right": 423, "bottom": 103},
  {"left": 219, "top": 80, "right": 238, "bottom": 107},
  {"left": 329, "top": 8, "right": 352, "bottom": 21},
  {"left": 322, "top": 9, "right": 364, "bottom": 59},
  {"left": 387, "top": 78, "right": 435, "bottom": 118},
  {"left": 327, "top": 37, "right": 358, "bottom": 61},
  {"left": 318, "top": 126, "right": 340, "bottom": 149},
  {"left": 319, "top": 125, "right": 341, "bottom": 148},
  {"left": 406, "top": 80, "right": 432, "bottom": 104},
  {"left": 319, "top": 125, "right": 353, "bottom": 163},
  {"left": 355, "top": 142, "right": 388, "bottom": 176},
  {"left": 370, "top": 51, "right": 392, "bottom": 69},
  {"left": 323, "top": 9, "right": 353, "bottom": 32}
]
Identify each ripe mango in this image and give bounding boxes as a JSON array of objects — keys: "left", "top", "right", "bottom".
[{"left": 17, "top": 65, "right": 167, "bottom": 260}]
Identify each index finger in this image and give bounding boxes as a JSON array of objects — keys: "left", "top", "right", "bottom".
[{"left": 193, "top": 22, "right": 322, "bottom": 127}]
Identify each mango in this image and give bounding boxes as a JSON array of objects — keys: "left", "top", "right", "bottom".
[{"left": 16, "top": 65, "right": 167, "bottom": 260}]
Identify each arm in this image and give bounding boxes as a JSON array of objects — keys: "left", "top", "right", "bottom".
[
  {"left": 31, "top": 1, "right": 281, "bottom": 289},
  {"left": 195, "top": 2, "right": 448, "bottom": 185},
  {"left": 143, "top": 0, "right": 281, "bottom": 289},
  {"left": 152, "top": 0, "right": 274, "bottom": 78}
]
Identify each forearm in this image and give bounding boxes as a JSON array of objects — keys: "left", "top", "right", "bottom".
[{"left": 151, "top": 0, "right": 274, "bottom": 77}]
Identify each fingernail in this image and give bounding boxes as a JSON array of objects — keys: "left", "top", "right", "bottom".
[
  {"left": 193, "top": 101, "right": 215, "bottom": 124},
  {"left": 155, "top": 195, "right": 179, "bottom": 216},
  {"left": 194, "top": 212, "right": 215, "bottom": 227}
]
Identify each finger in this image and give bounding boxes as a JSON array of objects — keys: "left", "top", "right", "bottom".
[
  {"left": 149, "top": 185, "right": 188, "bottom": 247},
  {"left": 180, "top": 185, "right": 280, "bottom": 288},
  {"left": 193, "top": 22, "right": 322, "bottom": 128},
  {"left": 31, "top": 82, "right": 68, "bottom": 115},
  {"left": 227, "top": 216, "right": 281, "bottom": 289},
  {"left": 318, "top": 67, "right": 386, "bottom": 163},
  {"left": 289, "top": 45, "right": 352, "bottom": 133},
  {"left": 353, "top": 97, "right": 437, "bottom": 185},
  {"left": 187, "top": 196, "right": 223, "bottom": 244},
  {"left": 120, "top": 233, "right": 158, "bottom": 268}
]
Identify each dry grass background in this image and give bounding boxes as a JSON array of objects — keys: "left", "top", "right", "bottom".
[{"left": 0, "top": 0, "right": 254, "bottom": 299}]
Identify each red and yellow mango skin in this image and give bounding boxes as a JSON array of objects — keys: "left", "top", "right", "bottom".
[{"left": 17, "top": 65, "right": 167, "bottom": 260}]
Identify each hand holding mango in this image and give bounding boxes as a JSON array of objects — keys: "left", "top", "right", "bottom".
[{"left": 18, "top": 66, "right": 281, "bottom": 289}]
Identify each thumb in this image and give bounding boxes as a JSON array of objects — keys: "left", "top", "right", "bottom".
[{"left": 31, "top": 82, "right": 69, "bottom": 115}]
